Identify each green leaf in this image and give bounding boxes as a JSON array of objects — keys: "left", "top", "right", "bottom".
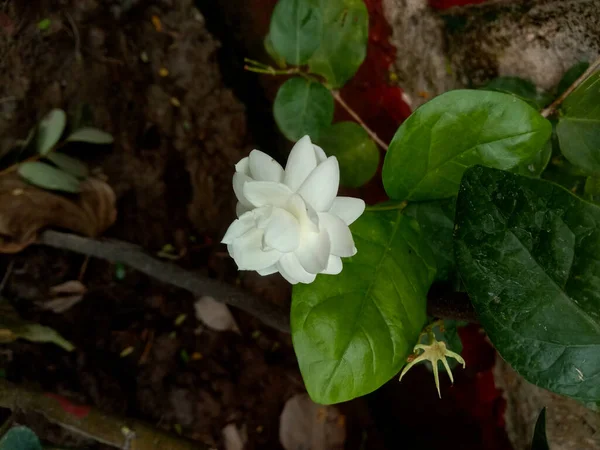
[
  {"left": 18, "top": 162, "right": 81, "bottom": 193},
  {"left": 404, "top": 199, "right": 456, "bottom": 282},
  {"left": 315, "top": 122, "right": 379, "bottom": 188},
  {"left": 531, "top": 408, "right": 549, "bottom": 450},
  {"left": 46, "top": 153, "right": 89, "bottom": 179},
  {"left": 556, "top": 71, "right": 600, "bottom": 175},
  {"left": 291, "top": 211, "right": 436, "bottom": 404},
  {"left": 455, "top": 166, "right": 600, "bottom": 404},
  {"left": 36, "top": 109, "right": 66, "bottom": 156},
  {"left": 382, "top": 90, "right": 552, "bottom": 201},
  {"left": 66, "top": 127, "right": 114, "bottom": 144},
  {"left": 512, "top": 138, "right": 552, "bottom": 177},
  {"left": 274, "top": 77, "right": 334, "bottom": 141},
  {"left": 585, "top": 176, "right": 600, "bottom": 203},
  {"left": 269, "top": 0, "right": 322, "bottom": 66},
  {"left": 0, "top": 426, "right": 43, "bottom": 450},
  {"left": 308, "top": 0, "right": 369, "bottom": 88},
  {"left": 557, "top": 61, "right": 589, "bottom": 96},
  {"left": 481, "top": 76, "right": 551, "bottom": 109},
  {"left": 264, "top": 34, "right": 286, "bottom": 68}
]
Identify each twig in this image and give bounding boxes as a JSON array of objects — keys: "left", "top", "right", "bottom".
[
  {"left": 64, "top": 12, "right": 82, "bottom": 62},
  {"left": 331, "top": 90, "right": 389, "bottom": 151},
  {"left": 38, "top": 230, "right": 291, "bottom": 333},
  {"left": 0, "top": 260, "right": 14, "bottom": 294},
  {"left": 541, "top": 56, "right": 600, "bottom": 118},
  {"left": 0, "top": 379, "right": 204, "bottom": 450}
]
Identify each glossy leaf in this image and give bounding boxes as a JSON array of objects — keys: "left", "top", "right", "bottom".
[
  {"left": 556, "top": 71, "right": 600, "bottom": 176},
  {"left": 382, "top": 90, "right": 552, "bottom": 201},
  {"left": 455, "top": 166, "right": 600, "bottom": 404},
  {"left": 292, "top": 211, "right": 436, "bottom": 404},
  {"left": 46, "top": 153, "right": 89, "bottom": 179},
  {"left": 404, "top": 199, "right": 456, "bottom": 281},
  {"left": 269, "top": 0, "right": 322, "bottom": 66},
  {"left": 66, "top": 127, "right": 114, "bottom": 144},
  {"left": 0, "top": 427, "right": 43, "bottom": 450},
  {"left": 512, "top": 138, "right": 552, "bottom": 177},
  {"left": 274, "top": 77, "right": 334, "bottom": 141},
  {"left": 18, "top": 161, "right": 81, "bottom": 193},
  {"left": 557, "top": 61, "right": 589, "bottom": 96},
  {"left": 264, "top": 34, "right": 286, "bottom": 68},
  {"left": 36, "top": 108, "right": 66, "bottom": 155},
  {"left": 308, "top": 0, "right": 369, "bottom": 88},
  {"left": 316, "top": 122, "right": 379, "bottom": 188},
  {"left": 481, "top": 76, "right": 551, "bottom": 109},
  {"left": 531, "top": 408, "right": 549, "bottom": 450}
]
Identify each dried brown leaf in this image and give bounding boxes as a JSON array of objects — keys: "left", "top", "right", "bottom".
[
  {"left": 279, "top": 394, "right": 346, "bottom": 450},
  {"left": 0, "top": 173, "right": 116, "bottom": 253}
]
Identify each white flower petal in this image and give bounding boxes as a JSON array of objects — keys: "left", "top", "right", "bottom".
[
  {"left": 322, "top": 255, "right": 343, "bottom": 275},
  {"left": 263, "top": 209, "right": 300, "bottom": 252},
  {"left": 231, "top": 228, "right": 282, "bottom": 271},
  {"left": 278, "top": 253, "right": 316, "bottom": 284},
  {"left": 257, "top": 265, "right": 279, "bottom": 276},
  {"left": 318, "top": 212, "right": 356, "bottom": 257},
  {"left": 329, "top": 197, "right": 366, "bottom": 225},
  {"left": 283, "top": 135, "right": 318, "bottom": 191},
  {"left": 243, "top": 181, "right": 292, "bottom": 208},
  {"left": 248, "top": 150, "right": 284, "bottom": 182},
  {"left": 221, "top": 212, "right": 254, "bottom": 244},
  {"left": 233, "top": 172, "right": 253, "bottom": 208},
  {"left": 236, "top": 202, "right": 250, "bottom": 218},
  {"left": 313, "top": 144, "right": 327, "bottom": 163},
  {"left": 235, "top": 157, "right": 250, "bottom": 175},
  {"left": 296, "top": 229, "right": 331, "bottom": 274},
  {"left": 298, "top": 156, "right": 340, "bottom": 212},
  {"left": 286, "top": 194, "right": 319, "bottom": 233}
]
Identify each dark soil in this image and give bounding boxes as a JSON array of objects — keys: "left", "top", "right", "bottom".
[{"left": 0, "top": 0, "right": 512, "bottom": 449}]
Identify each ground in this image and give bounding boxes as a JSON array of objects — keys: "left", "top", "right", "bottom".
[{"left": 0, "top": 0, "right": 512, "bottom": 449}]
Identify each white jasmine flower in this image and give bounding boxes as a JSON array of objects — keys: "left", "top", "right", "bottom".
[{"left": 222, "top": 135, "right": 365, "bottom": 284}]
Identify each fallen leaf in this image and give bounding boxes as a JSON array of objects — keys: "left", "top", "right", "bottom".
[
  {"left": 40, "top": 280, "right": 87, "bottom": 313},
  {"left": 194, "top": 296, "right": 240, "bottom": 334},
  {"left": 222, "top": 424, "right": 247, "bottom": 450},
  {"left": 0, "top": 173, "right": 116, "bottom": 253},
  {"left": 279, "top": 394, "right": 346, "bottom": 450}
]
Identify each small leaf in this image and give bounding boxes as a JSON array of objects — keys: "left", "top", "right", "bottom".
[
  {"left": 480, "top": 76, "right": 551, "bottom": 109},
  {"left": 16, "top": 323, "right": 75, "bottom": 351},
  {"left": 455, "top": 166, "right": 600, "bottom": 404},
  {"left": 404, "top": 199, "right": 456, "bottom": 282},
  {"left": 66, "top": 127, "right": 114, "bottom": 144},
  {"left": 274, "top": 77, "right": 334, "bottom": 141},
  {"left": 18, "top": 162, "right": 81, "bottom": 193},
  {"left": 37, "top": 18, "right": 51, "bottom": 31},
  {"left": 36, "top": 109, "right": 66, "bottom": 155},
  {"left": 531, "top": 408, "right": 550, "bottom": 450},
  {"left": 315, "top": 122, "right": 379, "bottom": 188},
  {"left": 46, "top": 153, "right": 89, "bottom": 179},
  {"left": 269, "top": 0, "right": 322, "bottom": 66},
  {"left": 556, "top": 71, "right": 600, "bottom": 175},
  {"left": 557, "top": 61, "right": 589, "bottom": 96},
  {"left": 308, "top": 0, "right": 369, "bottom": 88},
  {"left": 382, "top": 90, "right": 552, "bottom": 201},
  {"left": 292, "top": 211, "right": 436, "bottom": 404},
  {"left": 0, "top": 426, "right": 43, "bottom": 450},
  {"left": 264, "top": 34, "right": 286, "bottom": 68}
]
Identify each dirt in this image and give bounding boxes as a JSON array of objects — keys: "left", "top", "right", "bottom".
[{"left": 0, "top": 0, "right": 515, "bottom": 449}]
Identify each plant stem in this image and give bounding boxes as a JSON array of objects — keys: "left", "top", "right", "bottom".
[
  {"left": 38, "top": 230, "right": 291, "bottom": 333},
  {"left": 365, "top": 201, "right": 407, "bottom": 212},
  {"left": 331, "top": 90, "right": 389, "bottom": 151},
  {"left": 0, "top": 379, "right": 204, "bottom": 450},
  {"left": 541, "top": 56, "right": 600, "bottom": 118}
]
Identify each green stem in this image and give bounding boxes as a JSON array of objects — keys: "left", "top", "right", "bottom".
[{"left": 365, "top": 201, "right": 408, "bottom": 212}]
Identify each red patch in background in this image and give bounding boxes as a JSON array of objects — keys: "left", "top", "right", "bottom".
[{"left": 45, "top": 393, "right": 91, "bottom": 419}]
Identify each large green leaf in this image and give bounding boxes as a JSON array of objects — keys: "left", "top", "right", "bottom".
[
  {"left": 512, "top": 138, "right": 552, "bottom": 178},
  {"left": 269, "top": 0, "right": 322, "bottom": 66},
  {"left": 404, "top": 199, "right": 456, "bottom": 282},
  {"left": 382, "top": 90, "right": 552, "bottom": 201},
  {"left": 308, "top": 0, "right": 368, "bottom": 88},
  {"left": 291, "top": 211, "right": 436, "bottom": 404},
  {"left": 18, "top": 161, "right": 81, "bottom": 193},
  {"left": 455, "top": 166, "right": 600, "bottom": 403},
  {"left": 0, "top": 427, "right": 43, "bottom": 450},
  {"left": 35, "top": 109, "right": 66, "bottom": 156},
  {"left": 556, "top": 71, "right": 600, "bottom": 176},
  {"left": 274, "top": 77, "right": 334, "bottom": 141},
  {"left": 316, "top": 122, "right": 379, "bottom": 188}
]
